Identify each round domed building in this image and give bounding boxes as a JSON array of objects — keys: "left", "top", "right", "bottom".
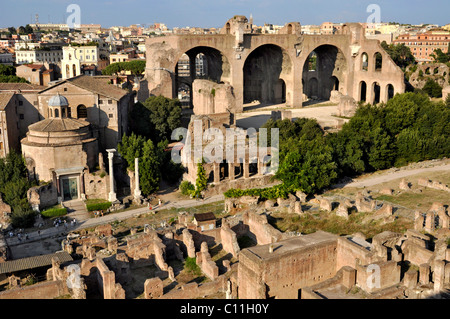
[{"left": 21, "top": 93, "right": 99, "bottom": 202}]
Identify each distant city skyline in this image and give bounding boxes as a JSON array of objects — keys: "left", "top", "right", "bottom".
[{"left": 1, "top": 0, "right": 449, "bottom": 29}]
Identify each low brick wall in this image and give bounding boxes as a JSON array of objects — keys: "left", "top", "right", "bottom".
[{"left": 0, "top": 280, "right": 67, "bottom": 299}]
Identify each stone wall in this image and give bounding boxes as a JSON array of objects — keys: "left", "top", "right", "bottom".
[
  {"left": 220, "top": 220, "right": 240, "bottom": 258},
  {"left": 336, "top": 237, "right": 377, "bottom": 270},
  {"left": 237, "top": 231, "right": 339, "bottom": 299},
  {"left": 27, "top": 184, "right": 58, "bottom": 211},
  {"left": 0, "top": 280, "right": 67, "bottom": 299},
  {"left": 355, "top": 260, "right": 401, "bottom": 293},
  {"left": 242, "top": 211, "right": 285, "bottom": 245},
  {"left": 84, "top": 171, "right": 109, "bottom": 200}
]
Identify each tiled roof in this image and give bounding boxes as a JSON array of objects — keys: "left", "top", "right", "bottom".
[
  {"left": 28, "top": 118, "right": 90, "bottom": 132},
  {"left": 0, "top": 251, "right": 73, "bottom": 275},
  {"left": 0, "top": 83, "right": 45, "bottom": 92},
  {"left": 0, "top": 92, "right": 15, "bottom": 111},
  {"left": 67, "top": 75, "right": 129, "bottom": 100},
  {"left": 193, "top": 212, "right": 216, "bottom": 222}
]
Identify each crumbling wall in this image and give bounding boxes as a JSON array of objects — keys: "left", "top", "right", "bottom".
[
  {"left": 0, "top": 280, "right": 67, "bottom": 299},
  {"left": 220, "top": 220, "right": 240, "bottom": 258},
  {"left": 242, "top": 211, "right": 285, "bottom": 245},
  {"left": 336, "top": 237, "right": 376, "bottom": 270},
  {"left": 81, "top": 258, "right": 125, "bottom": 299},
  {"left": 356, "top": 260, "right": 401, "bottom": 293},
  {"left": 196, "top": 242, "right": 219, "bottom": 281}
]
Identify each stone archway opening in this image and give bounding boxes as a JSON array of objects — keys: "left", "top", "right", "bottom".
[
  {"left": 175, "top": 46, "right": 230, "bottom": 109},
  {"left": 373, "top": 82, "right": 381, "bottom": 104},
  {"left": 302, "top": 45, "right": 347, "bottom": 105},
  {"left": 243, "top": 44, "right": 291, "bottom": 108},
  {"left": 360, "top": 81, "right": 367, "bottom": 102}
]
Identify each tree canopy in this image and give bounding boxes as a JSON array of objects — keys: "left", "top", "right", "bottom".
[
  {"left": 0, "top": 151, "right": 35, "bottom": 228},
  {"left": 130, "top": 96, "right": 182, "bottom": 143},
  {"left": 381, "top": 41, "right": 416, "bottom": 70},
  {"left": 102, "top": 60, "right": 146, "bottom": 75}
]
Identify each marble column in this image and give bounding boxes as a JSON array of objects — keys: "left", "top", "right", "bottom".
[
  {"left": 107, "top": 149, "right": 117, "bottom": 202},
  {"left": 134, "top": 157, "right": 142, "bottom": 200}
]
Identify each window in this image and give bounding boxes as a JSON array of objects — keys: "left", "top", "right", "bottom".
[
  {"left": 54, "top": 108, "right": 59, "bottom": 118},
  {"left": 19, "top": 114, "right": 24, "bottom": 120},
  {"left": 108, "top": 100, "right": 112, "bottom": 104},
  {"left": 99, "top": 100, "right": 103, "bottom": 104},
  {"left": 0, "top": 142, "right": 3, "bottom": 150},
  {"left": 18, "top": 100, "right": 23, "bottom": 106},
  {"left": 108, "top": 113, "right": 113, "bottom": 118},
  {"left": 77, "top": 105, "right": 87, "bottom": 118},
  {"left": 64, "top": 88, "right": 67, "bottom": 92}
]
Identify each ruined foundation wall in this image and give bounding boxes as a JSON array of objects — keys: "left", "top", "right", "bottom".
[
  {"left": 0, "top": 280, "right": 67, "bottom": 299},
  {"left": 336, "top": 237, "right": 376, "bottom": 270},
  {"left": 242, "top": 212, "right": 285, "bottom": 245}
]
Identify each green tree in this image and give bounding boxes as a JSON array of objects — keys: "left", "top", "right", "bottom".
[
  {"left": 381, "top": 41, "right": 416, "bottom": 70},
  {"left": 102, "top": 60, "right": 146, "bottom": 76},
  {"left": 139, "top": 96, "right": 182, "bottom": 143},
  {"left": 430, "top": 48, "right": 450, "bottom": 64},
  {"left": 8, "top": 27, "right": 16, "bottom": 35},
  {"left": 194, "top": 160, "right": 207, "bottom": 197},
  {"left": 139, "top": 139, "right": 161, "bottom": 195},
  {"left": 422, "top": 78, "right": 442, "bottom": 98}
]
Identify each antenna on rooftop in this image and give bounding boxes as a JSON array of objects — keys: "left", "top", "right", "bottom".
[{"left": 35, "top": 13, "right": 39, "bottom": 25}]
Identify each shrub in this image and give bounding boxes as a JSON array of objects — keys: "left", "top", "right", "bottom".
[
  {"left": 180, "top": 181, "right": 195, "bottom": 196},
  {"left": 41, "top": 207, "right": 67, "bottom": 218},
  {"left": 86, "top": 201, "right": 112, "bottom": 212}
]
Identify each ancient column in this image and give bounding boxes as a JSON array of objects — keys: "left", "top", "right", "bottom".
[
  {"left": 80, "top": 171, "right": 86, "bottom": 200},
  {"left": 243, "top": 157, "right": 250, "bottom": 179},
  {"left": 228, "top": 162, "right": 235, "bottom": 181},
  {"left": 134, "top": 158, "right": 142, "bottom": 201},
  {"left": 107, "top": 149, "right": 117, "bottom": 202},
  {"left": 213, "top": 162, "right": 220, "bottom": 183}
]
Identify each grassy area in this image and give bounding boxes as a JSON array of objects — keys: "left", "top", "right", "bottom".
[
  {"left": 41, "top": 206, "right": 67, "bottom": 218},
  {"left": 85, "top": 199, "right": 112, "bottom": 212},
  {"left": 184, "top": 257, "right": 202, "bottom": 277},
  {"left": 268, "top": 211, "right": 413, "bottom": 240}
]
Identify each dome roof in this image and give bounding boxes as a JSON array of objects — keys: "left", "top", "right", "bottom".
[{"left": 48, "top": 93, "right": 69, "bottom": 107}]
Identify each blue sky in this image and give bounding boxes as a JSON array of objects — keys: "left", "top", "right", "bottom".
[{"left": 1, "top": 0, "right": 449, "bottom": 29}]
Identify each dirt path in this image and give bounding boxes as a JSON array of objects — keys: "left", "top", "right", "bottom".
[{"left": 341, "top": 163, "right": 450, "bottom": 189}]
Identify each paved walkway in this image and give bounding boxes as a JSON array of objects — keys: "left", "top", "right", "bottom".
[{"left": 5, "top": 194, "right": 225, "bottom": 247}]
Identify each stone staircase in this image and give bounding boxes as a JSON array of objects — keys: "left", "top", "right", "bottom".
[{"left": 62, "top": 200, "right": 90, "bottom": 222}]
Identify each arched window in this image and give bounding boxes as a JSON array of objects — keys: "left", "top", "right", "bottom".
[
  {"left": 66, "top": 64, "right": 70, "bottom": 78},
  {"left": 62, "top": 107, "right": 66, "bottom": 118},
  {"left": 374, "top": 52, "right": 382, "bottom": 71},
  {"left": 77, "top": 104, "right": 87, "bottom": 118},
  {"left": 362, "top": 53, "right": 369, "bottom": 71},
  {"left": 387, "top": 84, "right": 394, "bottom": 101},
  {"left": 72, "top": 64, "right": 77, "bottom": 77},
  {"left": 49, "top": 108, "right": 53, "bottom": 118},
  {"left": 54, "top": 108, "right": 59, "bottom": 118},
  {"left": 360, "top": 81, "right": 367, "bottom": 102},
  {"left": 226, "top": 23, "right": 231, "bottom": 34},
  {"left": 287, "top": 24, "right": 293, "bottom": 34},
  {"left": 373, "top": 82, "right": 381, "bottom": 104}
]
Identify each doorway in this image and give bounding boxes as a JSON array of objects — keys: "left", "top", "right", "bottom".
[{"left": 62, "top": 176, "right": 79, "bottom": 201}]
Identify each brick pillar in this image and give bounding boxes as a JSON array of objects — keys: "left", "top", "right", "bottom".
[
  {"left": 434, "top": 260, "right": 445, "bottom": 293},
  {"left": 425, "top": 212, "right": 435, "bottom": 233},
  {"left": 419, "top": 263, "right": 430, "bottom": 285}
]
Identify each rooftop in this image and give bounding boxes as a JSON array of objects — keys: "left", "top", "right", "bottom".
[
  {"left": 243, "top": 231, "right": 338, "bottom": 261},
  {"left": 28, "top": 117, "right": 90, "bottom": 133},
  {"left": 193, "top": 212, "right": 216, "bottom": 222},
  {"left": 0, "top": 92, "right": 15, "bottom": 111},
  {"left": 0, "top": 251, "right": 73, "bottom": 275}
]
